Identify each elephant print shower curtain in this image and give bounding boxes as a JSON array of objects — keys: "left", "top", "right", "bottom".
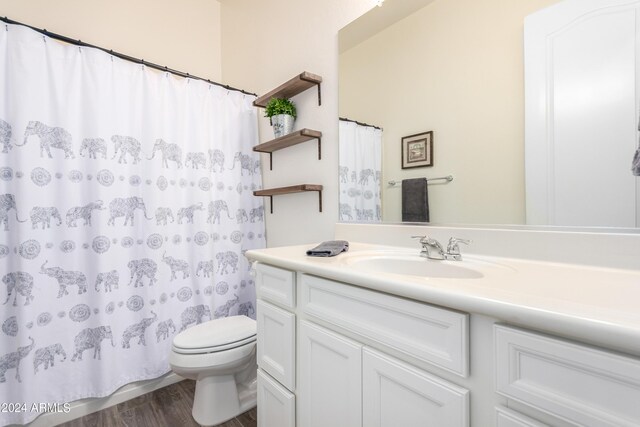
[
  {"left": 0, "top": 24, "right": 265, "bottom": 425},
  {"left": 339, "top": 120, "right": 382, "bottom": 222}
]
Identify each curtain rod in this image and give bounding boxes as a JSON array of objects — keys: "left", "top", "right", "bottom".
[
  {"left": 0, "top": 16, "right": 258, "bottom": 97},
  {"left": 339, "top": 117, "right": 383, "bottom": 131}
]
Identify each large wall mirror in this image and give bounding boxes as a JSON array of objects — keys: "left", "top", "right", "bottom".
[{"left": 338, "top": 0, "right": 640, "bottom": 230}]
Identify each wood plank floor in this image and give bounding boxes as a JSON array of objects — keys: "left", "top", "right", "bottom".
[{"left": 57, "top": 380, "right": 257, "bottom": 427}]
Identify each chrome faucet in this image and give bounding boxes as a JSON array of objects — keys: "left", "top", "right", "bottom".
[{"left": 412, "top": 236, "right": 471, "bottom": 261}]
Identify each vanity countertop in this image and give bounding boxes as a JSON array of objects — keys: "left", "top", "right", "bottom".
[{"left": 246, "top": 242, "right": 640, "bottom": 356}]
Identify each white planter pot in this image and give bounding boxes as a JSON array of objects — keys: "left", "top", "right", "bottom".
[{"left": 271, "top": 114, "right": 295, "bottom": 138}]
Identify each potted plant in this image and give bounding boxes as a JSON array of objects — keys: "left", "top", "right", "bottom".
[{"left": 264, "top": 97, "right": 297, "bottom": 138}]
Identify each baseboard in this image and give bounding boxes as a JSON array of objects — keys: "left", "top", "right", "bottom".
[{"left": 24, "top": 372, "right": 183, "bottom": 427}]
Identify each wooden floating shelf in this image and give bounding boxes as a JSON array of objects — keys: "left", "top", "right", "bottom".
[
  {"left": 253, "top": 129, "right": 322, "bottom": 170},
  {"left": 253, "top": 72, "right": 323, "bottom": 107},
  {"left": 254, "top": 184, "right": 323, "bottom": 213}
]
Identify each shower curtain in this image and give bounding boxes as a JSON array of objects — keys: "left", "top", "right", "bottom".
[
  {"left": 339, "top": 120, "right": 382, "bottom": 222},
  {"left": 0, "top": 24, "right": 265, "bottom": 425}
]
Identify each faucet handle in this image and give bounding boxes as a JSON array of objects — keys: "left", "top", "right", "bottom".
[
  {"left": 447, "top": 237, "right": 471, "bottom": 255},
  {"left": 412, "top": 235, "right": 441, "bottom": 247},
  {"left": 411, "top": 236, "right": 429, "bottom": 254}
]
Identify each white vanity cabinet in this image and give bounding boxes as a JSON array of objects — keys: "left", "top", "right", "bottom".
[
  {"left": 254, "top": 261, "right": 640, "bottom": 427},
  {"left": 254, "top": 263, "right": 470, "bottom": 427}
]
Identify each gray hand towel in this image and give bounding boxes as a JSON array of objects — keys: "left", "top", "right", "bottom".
[
  {"left": 632, "top": 148, "right": 640, "bottom": 176},
  {"left": 306, "top": 240, "right": 349, "bottom": 257},
  {"left": 402, "top": 178, "right": 429, "bottom": 222},
  {"left": 633, "top": 116, "right": 640, "bottom": 176}
]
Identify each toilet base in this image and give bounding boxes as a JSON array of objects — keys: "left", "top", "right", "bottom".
[
  {"left": 192, "top": 370, "right": 257, "bottom": 426},
  {"left": 168, "top": 316, "right": 258, "bottom": 426}
]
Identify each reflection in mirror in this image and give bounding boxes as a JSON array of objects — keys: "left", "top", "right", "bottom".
[
  {"left": 338, "top": 118, "right": 383, "bottom": 222},
  {"left": 338, "top": 0, "right": 640, "bottom": 229}
]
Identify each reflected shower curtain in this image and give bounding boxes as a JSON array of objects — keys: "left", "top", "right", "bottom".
[
  {"left": 0, "top": 24, "right": 264, "bottom": 425},
  {"left": 339, "top": 120, "right": 382, "bottom": 221}
]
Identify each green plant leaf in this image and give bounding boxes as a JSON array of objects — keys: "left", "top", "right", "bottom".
[{"left": 264, "top": 98, "right": 297, "bottom": 119}]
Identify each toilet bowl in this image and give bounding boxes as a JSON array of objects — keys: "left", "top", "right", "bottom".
[{"left": 169, "top": 315, "right": 257, "bottom": 426}]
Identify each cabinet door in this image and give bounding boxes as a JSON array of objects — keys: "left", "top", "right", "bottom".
[
  {"left": 363, "top": 348, "right": 469, "bottom": 427},
  {"left": 298, "top": 320, "right": 362, "bottom": 427},
  {"left": 257, "top": 369, "right": 295, "bottom": 427},
  {"left": 257, "top": 300, "right": 295, "bottom": 390}
]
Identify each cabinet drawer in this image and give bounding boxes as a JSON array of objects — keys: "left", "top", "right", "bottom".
[
  {"left": 363, "top": 347, "right": 469, "bottom": 427},
  {"left": 300, "top": 274, "right": 469, "bottom": 377},
  {"left": 255, "top": 263, "right": 295, "bottom": 309},
  {"left": 257, "top": 369, "right": 295, "bottom": 427},
  {"left": 257, "top": 300, "right": 295, "bottom": 390},
  {"left": 495, "top": 324, "right": 640, "bottom": 427},
  {"left": 495, "top": 406, "right": 547, "bottom": 427}
]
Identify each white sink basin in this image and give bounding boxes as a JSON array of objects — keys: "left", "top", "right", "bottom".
[{"left": 343, "top": 252, "right": 484, "bottom": 279}]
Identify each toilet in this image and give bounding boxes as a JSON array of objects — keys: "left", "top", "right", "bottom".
[{"left": 169, "top": 315, "right": 257, "bottom": 426}]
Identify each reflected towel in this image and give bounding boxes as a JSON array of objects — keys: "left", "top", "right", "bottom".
[
  {"left": 633, "top": 148, "right": 640, "bottom": 176},
  {"left": 306, "top": 240, "right": 349, "bottom": 257},
  {"left": 402, "top": 178, "right": 429, "bottom": 222}
]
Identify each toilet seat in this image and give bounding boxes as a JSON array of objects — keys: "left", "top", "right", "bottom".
[
  {"left": 172, "top": 334, "right": 256, "bottom": 355},
  {"left": 172, "top": 315, "right": 257, "bottom": 355},
  {"left": 170, "top": 335, "right": 256, "bottom": 372}
]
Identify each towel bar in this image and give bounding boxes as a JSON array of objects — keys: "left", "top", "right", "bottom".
[{"left": 388, "top": 175, "right": 453, "bottom": 186}]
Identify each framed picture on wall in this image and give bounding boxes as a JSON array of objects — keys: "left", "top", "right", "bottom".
[{"left": 401, "top": 131, "right": 433, "bottom": 169}]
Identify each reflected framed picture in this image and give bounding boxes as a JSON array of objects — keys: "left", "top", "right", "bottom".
[{"left": 401, "top": 131, "right": 433, "bottom": 169}]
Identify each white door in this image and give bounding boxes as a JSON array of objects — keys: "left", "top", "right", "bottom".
[
  {"left": 362, "top": 348, "right": 469, "bottom": 427},
  {"left": 297, "top": 321, "right": 362, "bottom": 427},
  {"left": 525, "top": 0, "right": 640, "bottom": 227}
]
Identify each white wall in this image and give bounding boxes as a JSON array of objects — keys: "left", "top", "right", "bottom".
[
  {"left": 340, "top": 0, "right": 560, "bottom": 224},
  {"left": 0, "top": 0, "right": 222, "bottom": 81},
  {"left": 220, "top": 0, "right": 375, "bottom": 247}
]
